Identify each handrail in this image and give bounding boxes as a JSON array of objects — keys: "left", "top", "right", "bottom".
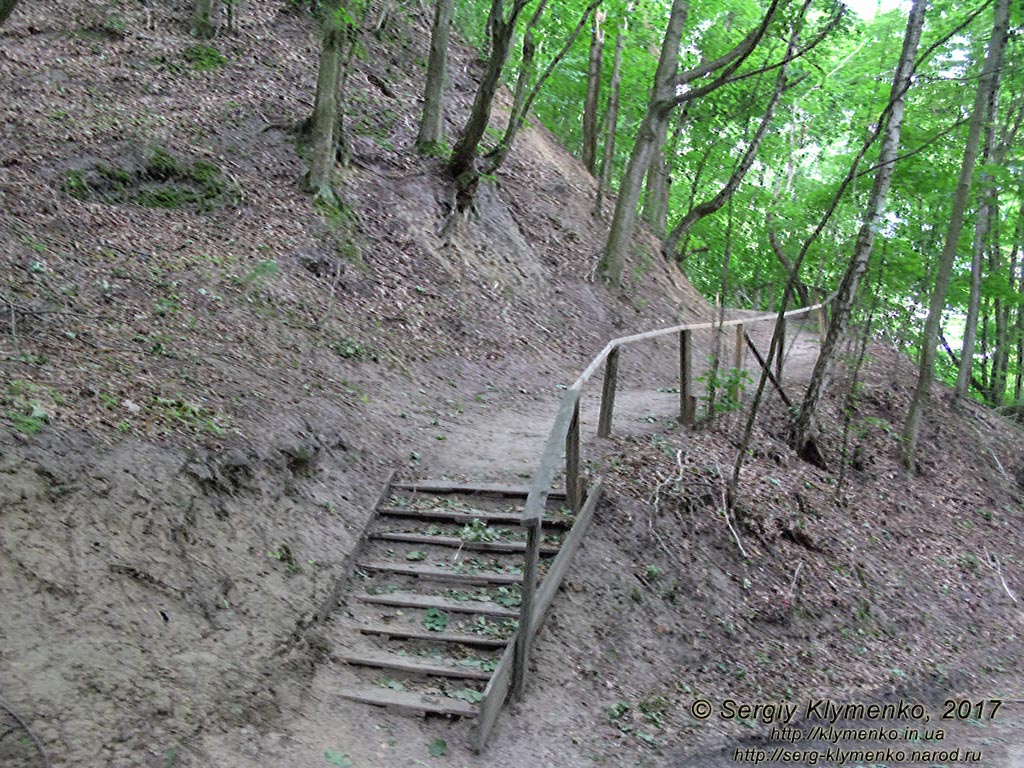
[
  {"left": 571, "top": 295, "right": 835, "bottom": 391},
  {"left": 471, "top": 292, "right": 836, "bottom": 751}
]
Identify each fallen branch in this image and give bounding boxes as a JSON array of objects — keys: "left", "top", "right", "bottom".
[
  {"left": 984, "top": 548, "right": 1018, "bottom": 604},
  {"left": 648, "top": 450, "right": 687, "bottom": 569},
  {"left": 714, "top": 460, "right": 748, "bottom": 559},
  {"left": 0, "top": 695, "right": 51, "bottom": 768},
  {"left": 785, "top": 561, "right": 803, "bottom": 604}
]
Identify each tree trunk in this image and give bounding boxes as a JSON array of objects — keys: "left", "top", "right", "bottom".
[
  {"left": 482, "top": 0, "right": 598, "bottom": 177},
  {"left": 955, "top": 19, "right": 1008, "bottom": 403},
  {"left": 600, "top": 0, "right": 783, "bottom": 285},
  {"left": 902, "top": 0, "right": 1009, "bottom": 468},
  {"left": 448, "top": 0, "right": 530, "bottom": 215},
  {"left": 599, "top": 0, "right": 687, "bottom": 285},
  {"left": 1011, "top": 196, "right": 1024, "bottom": 401},
  {"left": 0, "top": 0, "right": 21, "bottom": 28},
  {"left": 768, "top": 225, "right": 811, "bottom": 306},
  {"left": 581, "top": 11, "right": 604, "bottom": 175},
  {"left": 305, "top": 15, "right": 345, "bottom": 203},
  {"left": 983, "top": 106, "right": 1022, "bottom": 403},
  {"left": 416, "top": 0, "right": 455, "bottom": 153},
  {"left": 594, "top": 25, "right": 624, "bottom": 217},
  {"left": 641, "top": 117, "right": 671, "bottom": 236},
  {"left": 191, "top": 0, "right": 221, "bottom": 38},
  {"left": 793, "top": 0, "right": 925, "bottom": 462}
]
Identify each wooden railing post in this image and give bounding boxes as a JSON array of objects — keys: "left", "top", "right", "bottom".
[
  {"left": 678, "top": 329, "right": 695, "bottom": 424},
  {"left": 776, "top": 317, "right": 785, "bottom": 385},
  {"left": 565, "top": 398, "right": 582, "bottom": 513},
  {"left": 815, "top": 290, "right": 827, "bottom": 343},
  {"left": 513, "top": 519, "right": 541, "bottom": 701},
  {"left": 597, "top": 346, "right": 619, "bottom": 438},
  {"left": 730, "top": 323, "right": 746, "bottom": 402}
]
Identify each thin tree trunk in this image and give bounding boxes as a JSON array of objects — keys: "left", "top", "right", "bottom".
[
  {"left": 768, "top": 225, "right": 811, "bottom": 306},
  {"left": 902, "top": 0, "right": 1009, "bottom": 468},
  {"left": 600, "top": 0, "right": 784, "bottom": 285},
  {"left": 956, "top": 25, "right": 1007, "bottom": 403},
  {"left": 582, "top": 11, "right": 604, "bottom": 175},
  {"left": 676, "top": 139, "right": 721, "bottom": 261},
  {"left": 0, "top": 0, "right": 21, "bottom": 27},
  {"left": 481, "top": 0, "right": 600, "bottom": 176},
  {"left": 663, "top": 39, "right": 793, "bottom": 259},
  {"left": 641, "top": 117, "right": 671, "bottom": 236},
  {"left": 984, "top": 105, "right": 1023, "bottom": 403},
  {"left": 594, "top": 25, "right": 625, "bottom": 217},
  {"left": 793, "top": 0, "right": 925, "bottom": 463},
  {"left": 333, "top": 24, "right": 359, "bottom": 168},
  {"left": 305, "top": 15, "right": 345, "bottom": 203},
  {"left": 599, "top": 0, "right": 687, "bottom": 284},
  {"left": 1012, "top": 196, "right": 1024, "bottom": 401},
  {"left": 447, "top": 0, "right": 528, "bottom": 214},
  {"left": 416, "top": 0, "right": 455, "bottom": 153},
  {"left": 192, "top": 0, "right": 221, "bottom": 38}
]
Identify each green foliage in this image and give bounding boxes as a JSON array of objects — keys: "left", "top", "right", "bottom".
[
  {"left": 449, "top": 688, "right": 484, "bottom": 703},
  {"left": 151, "top": 396, "right": 226, "bottom": 435},
  {"left": 3, "top": 380, "right": 58, "bottom": 434},
  {"left": 459, "top": 518, "right": 501, "bottom": 542},
  {"left": 697, "top": 365, "right": 751, "bottom": 416},
  {"left": 428, "top": 738, "right": 448, "bottom": 757},
  {"left": 323, "top": 750, "right": 353, "bottom": 768},
  {"left": 183, "top": 44, "right": 228, "bottom": 71},
  {"left": 423, "top": 607, "right": 449, "bottom": 632},
  {"left": 239, "top": 259, "right": 280, "bottom": 288}
]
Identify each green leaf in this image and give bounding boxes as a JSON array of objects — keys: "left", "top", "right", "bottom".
[
  {"left": 449, "top": 688, "right": 484, "bottom": 703},
  {"left": 423, "top": 607, "right": 449, "bottom": 632},
  {"left": 324, "top": 750, "right": 353, "bottom": 768},
  {"left": 428, "top": 737, "right": 448, "bottom": 757},
  {"left": 405, "top": 550, "right": 426, "bottom": 561}
]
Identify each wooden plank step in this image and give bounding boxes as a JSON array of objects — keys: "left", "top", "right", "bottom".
[
  {"left": 353, "top": 591, "right": 519, "bottom": 618},
  {"left": 370, "top": 531, "right": 561, "bottom": 555},
  {"left": 378, "top": 506, "right": 573, "bottom": 528},
  {"left": 357, "top": 561, "right": 523, "bottom": 585},
  {"left": 335, "top": 685, "right": 478, "bottom": 718},
  {"left": 341, "top": 651, "right": 493, "bottom": 681},
  {"left": 391, "top": 480, "right": 567, "bottom": 499},
  {"left": 347, "top": 622, "right": 509, "bottom": 648}
]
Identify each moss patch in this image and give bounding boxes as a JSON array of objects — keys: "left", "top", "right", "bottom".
[
  {"left": 61, "top": 146, "right": 238, "bottom": 211},
  {"left": 183, "top": 44, "right": 228, "bottom": 71}
]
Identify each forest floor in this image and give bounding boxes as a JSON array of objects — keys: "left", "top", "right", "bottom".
[{"left": 1, "top": 2, "right": 1023, "bottom": 768}]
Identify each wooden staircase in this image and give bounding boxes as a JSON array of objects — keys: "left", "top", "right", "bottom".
[{"left": 333, "top": 477, "right": 580, "bottom": 737}]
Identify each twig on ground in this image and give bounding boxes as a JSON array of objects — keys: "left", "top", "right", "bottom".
[
  {"left": 984, "top": 548, "right": 1018, "bottom": 604},
  {"left": 0, "top": 695, "right": 51, "bottom": 768},
  {"left": 785, "top": 561, "right": 803, "bottom": 602},
  {"left": 648, "top": 450, "right": 687, "bottom": 568},
  {"left": 714, "top": 459, "right": 748, "bottom": 559},
  {"left": 968, "top": 422, "right": 1010, "bottom": 484}
]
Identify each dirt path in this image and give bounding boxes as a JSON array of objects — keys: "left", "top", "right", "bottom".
[{"left": 415, "top": 318, "right": 823, "bottom": 480}]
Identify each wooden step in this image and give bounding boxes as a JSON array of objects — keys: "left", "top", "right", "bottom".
[
  {"left": 335, "top": 685, "right": 478, "bottom": 717},
  {"left": 353, "top": 591, "right": 520, "bottom": 618},
  {"left": 378, "top": 506, "right": 573, "bottom": 527},
  {"left": 348, "top": 621, "right": 509, "bottom": 648},
  {"left": 391, "top": 480, "right": 567, "bottom": 498},
  {"left": 357, "top": 560, "right": 523, "bottom": 585},
  {"left": 341, "top": 651, "right": 493, "bottom": 681},
  {"left": 370, "top": 531, "right": 561, "bottom": 555}
]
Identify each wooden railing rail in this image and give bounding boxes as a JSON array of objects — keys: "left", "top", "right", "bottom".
[{"left": 470, "top": 294, "right": 834, "bottom": 751}]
